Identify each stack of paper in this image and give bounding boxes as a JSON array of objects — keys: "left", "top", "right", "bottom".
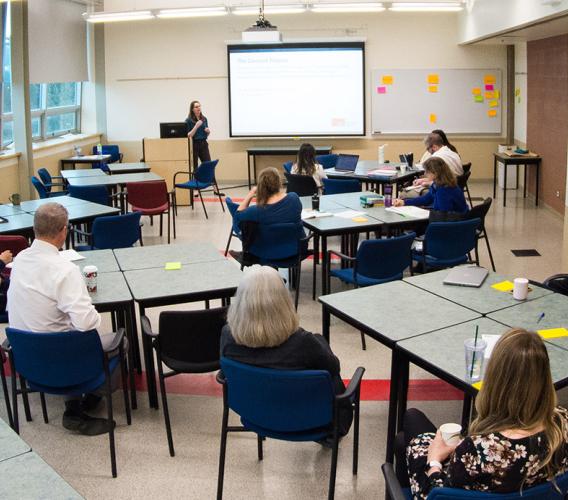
[
  {"left": 59, "top": 249, "right": 85, "bottom": 262},
  {"left": 334, "top": 210, "right": 367, "bottom": 219},
  {"left": 301, "top": 210, "right": 333, "bottom": 220},
  {"left": 385, "top": 206, "right": 430, "bottom": 219},
  {"left": 368, "top": 169, "right": 397, "bottom": 176}
]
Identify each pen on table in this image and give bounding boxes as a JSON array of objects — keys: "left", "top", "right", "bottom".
[{"left": 537, "top": 312, "right": 545, "bottom": 323}]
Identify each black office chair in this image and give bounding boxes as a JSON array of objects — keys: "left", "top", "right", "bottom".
[
  {"left": 284, "top": 172, "right": 318, "bottom": 197},
  {"left": 543, "top": 274, "right": 568, "bottom": 296},
  {"left": 141, "top": 307, "right": 227, "bottom": 457},
  {"left": 460, "top": 162, "right": 473, "bottom": 206},
  {"left": 466, "top": 197, "right": 496, "bottom": 272}
]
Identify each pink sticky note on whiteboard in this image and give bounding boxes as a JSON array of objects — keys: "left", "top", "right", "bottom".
[
  {"left": 485, "top": 84, "right": 494, "bottom": 91},
  {"left": 377, "top": 86, "right": 387, "bottom": 94}
]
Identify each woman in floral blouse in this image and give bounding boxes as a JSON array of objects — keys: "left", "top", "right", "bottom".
[{"left": 397, "top": 328, "right": 568, "bottom": 499}]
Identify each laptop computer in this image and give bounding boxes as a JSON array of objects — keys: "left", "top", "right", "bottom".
[
  {"left": 334, "top": 154, "right": 359, "bottom": 172},
  {"left": 443, "top": 266, "right": 489, "bottom": 288}
]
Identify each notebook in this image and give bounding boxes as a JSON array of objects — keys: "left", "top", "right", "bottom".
[{"left": 443, "top": 266, "right": 489, "bottom": 288}]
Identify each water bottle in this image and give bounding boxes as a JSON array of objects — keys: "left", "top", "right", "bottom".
[
  {"left": 96, "top": 143, "right": 102, "bottom": 155},
  {"left": 378, "top": 144, "right": 388, "bottom": 164},
  {"left": 384, "top": 184, "right": 392, "bottom": 208}
]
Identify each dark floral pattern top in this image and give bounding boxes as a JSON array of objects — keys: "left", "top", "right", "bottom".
[{"left": 406, "top": 407, "right": 568, "bottom": 499}]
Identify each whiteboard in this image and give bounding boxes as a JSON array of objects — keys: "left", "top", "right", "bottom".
[{"left": 371, "top": 69, "right": 502, "bottom": 134}]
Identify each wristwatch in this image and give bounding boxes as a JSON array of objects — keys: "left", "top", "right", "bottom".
[{"left": 428, "top": 460, "right": 443, "bottom": 470}]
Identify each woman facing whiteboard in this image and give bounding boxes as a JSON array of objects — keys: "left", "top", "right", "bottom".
[{"left": 185, "top": 100, "right": 211, "bottom": 170}]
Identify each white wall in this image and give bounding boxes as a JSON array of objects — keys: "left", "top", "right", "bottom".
[
  {"left": 513, "top": 42, "right": 527, "bottom": 145},
  {"left": 459, "top": 0, "right": 568, "bottom": 44},
  {"left": 103, "top": 11, "right": 507, "bottom": 142}
]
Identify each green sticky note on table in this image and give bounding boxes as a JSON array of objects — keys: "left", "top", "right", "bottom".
[
  {"left": 538, "top": 328, "right": 568, "bottom": 339},
  {"left": 165, "top": 262, "right": 182, "bottom": 270},
  {"left": 492, "top": 280, "right": 514, "bottom": 292},
  {"left": 472, "top": 381, "right": 483, "bottom": 390}
]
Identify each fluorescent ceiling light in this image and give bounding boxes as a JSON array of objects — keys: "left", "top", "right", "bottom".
[
  {"left": 233, "top": 5, "right": 307, "bottom": 15},
  {"left": 389, "top": 2, "right": 463, "bottom": 11},
  {"left": 311, "top": 2, "right": 385, "bottom": 13},
  {"left": 157, "top": 7, "right": 228, "bottom": 18},
  {"left": 83, "top": 10, "right": 154, "bottom": 23}
]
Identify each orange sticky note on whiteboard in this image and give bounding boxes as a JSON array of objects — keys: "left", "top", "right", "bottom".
[
  {"left": 488, "top": 109, "right": 497, "bottom": 118},
  {"left": 428, "top": 86, "right": 438, "bottom": 93},
  {"left": 485, "top": 91, "right": 495, "bottom": 100},
  {"left": 382, "top": 75, "right": 393, "bottom": 85},
  {"left": 472, "top": 87, "right": 481, "bottom": 95},
  {"left": 429, "top": 114, "right": 437, "bottom": 124},
  {"left": 427, "top": 74, "right": 439, "bottom": 84},
  {"left": 484, "top": 75, "right": 496, "bottom": 85}
]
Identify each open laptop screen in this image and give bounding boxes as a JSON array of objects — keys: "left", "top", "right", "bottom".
[{"left": 335, "top": 154, "right": 359, "bottom": 171}]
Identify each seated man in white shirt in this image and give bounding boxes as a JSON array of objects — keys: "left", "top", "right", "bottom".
[
  {"left": 7, "top": 202, "right": 114, "bottom": 436},
  {"left": 403, "top": 133, "right": 464, "bottom": 198}
]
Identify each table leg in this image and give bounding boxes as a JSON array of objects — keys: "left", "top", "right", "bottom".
[
  {"left": 313, "top": 235, "right": 319, "bottom": 301},
  {"left": 493, "top": 157, "right": 497, "bottom": 198},
  {"left": 321, "top": 236, "right": 328, "bottom": 296},
  {"left": 503, "top": 163, "right": 507, "bottom": 207},
  {"left": 461, "top": 394, "right": 473, "bottom": 431},
  {"left": 396, "top": 354, "right": 410, "bottom": 433},
  {"left": 322, "top": 305, "right": 330, "bottom": 343},
  {"left": 123, "top": 307, "right": 138, "bottom": 410},
  {"left": 128, "top": 302, "right": 142, "bottom": 373},
  {"left": 139, "top": 304, "right": 158, "bottom": 409},
  {"left": 535, "top": 162, "right": 540, "bottom": 206},
  {"left": 247, "top": 153, "right": 252, "bottom": 190},
  {"left": 386, "top": 349, "right": 401, "bottom": 463},
  {"left": 524, "top": 164, "right": 527, "bottom": 198}
]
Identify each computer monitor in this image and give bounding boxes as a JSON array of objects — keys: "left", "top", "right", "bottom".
[{"left": 160, "top": 122, "right": 187, "bottom": 139}]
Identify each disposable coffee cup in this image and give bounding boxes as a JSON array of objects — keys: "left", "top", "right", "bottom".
[
  {"left": 311, "top": 194, "right": 320, "bottom": 211},
  {"left": 464, "top": 338, "right": 487, "bottom": 382},
  {"left": 513, "top": 277, "right": 529, "bottom": 300},
  {"left": 400, "top": 163, "right": 407, "bottom": 174},
  {"left": 440, "top": 423, "right": 462, "bottom": 445},
  {"left": 83, "top": 265, "right": 98, "bottom": 293},
  {"left": 9, "top": 193, "right": 21, "bottom": 206}
]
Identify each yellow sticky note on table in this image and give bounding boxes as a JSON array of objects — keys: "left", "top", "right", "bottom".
[
  {"left": 165, "top": 262, "right": 182, "bottom": 270},
  {"left": 428, "top": 85, "right": 438, "bottom": 93},
  {"left": 428, "top": 74, "right": 439, "bottom": 84},
  {"left": 488, "top": 109, "right": 498, "bottom": 118},
  {"left": 492, "top": 280, "right": 514, "bottom": 292},
  {"left": 352, "top": 217, "right": 368, "bottom": 222},
  {"left": 472, "top": 87, "right": 481, "bottom": 95},
  {"left": 489, "top": 100, "right": 499, "bottom": 108},
  {"left": 472, "top": 381, "right": 483, "bottom": 390},
  {"left": 484, "top": 75, "right": 496, "bottom": 85},
  {"left": 382, "top": 75, "right": 393, "bottom": 85},
  {"left": 484, "top": 91, "right": 495, "bottom": 100},
  {"left": 429, "top": 113, "right": 437, "bottom": 124},
  {"left": 538, "top": 328, "right": 568, "bottom": 340}
]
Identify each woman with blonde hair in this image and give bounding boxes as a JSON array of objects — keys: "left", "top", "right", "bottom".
[
  {"left": 221, "top": 265, "right": 352, "bottom": 437},
  {"left": 397, "top": 328, "right": 568, "bottom": 498},
  {"left": 394, "top": 157, "right": 468, "bottom": 214}
]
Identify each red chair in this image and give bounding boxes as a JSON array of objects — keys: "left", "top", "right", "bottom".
[
  {"left": 0, "top": 235, "right": 29, "bottom": 280},
  {"left": 126, "top": 181, "right": 176, "bottom": 244}
]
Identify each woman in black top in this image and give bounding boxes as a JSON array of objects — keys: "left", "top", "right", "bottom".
[
  {"left": 185, "top": 100, "right": 211, "bottom": 170},
  {"left": 221, "top": 265, "right": 352, "bottom": 436}
]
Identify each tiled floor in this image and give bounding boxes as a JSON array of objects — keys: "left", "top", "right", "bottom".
[{"left": 0, "top": 180, "right": 566, "bottom": 499}]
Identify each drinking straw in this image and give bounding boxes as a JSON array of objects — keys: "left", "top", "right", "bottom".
[{"left": 470, "top": 324, "right": 479, "bottom": 380}]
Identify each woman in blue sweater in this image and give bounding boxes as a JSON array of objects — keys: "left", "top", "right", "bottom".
[{"left": 394, "top": 157, "right": 468, "bottom": 214}]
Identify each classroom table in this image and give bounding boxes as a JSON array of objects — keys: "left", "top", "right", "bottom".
[
  {"left": 246, "top": 145, "right": 332, "bottom": 189},
  {"left": 60, "top": 154, "right": 111, "bottom": 170},
  {"left": 492, "top": 152, "right": 542, "bottom": 207},
  {"left": 319, "top": 280, "right": 480, "bottom": 461},
  {"left": 107, "top": 162, "right": 151, "bottom": 174},
  {"left": 18, "top": 195, "right": 88, "bottom": 211},
  {"left": 124, "top": 258, "right": 242, "bottom": 408},
  {"left": 0, "top": 417, "right": 30, "bottom": 462},
  {"left": 0, "top": 213, "right": 35, "bottom": 235},
  {"left": 65, "top": 172, "right": 163, "bottom": 188},
  {"left": 0, "top": 204, "right": 25, "bottom": 217},
  {"left": 326, "top": 160, "right": 422, "bottom": 196},
  {"left": 60, "top": 169, "right": 108, "bottom": 179},
  {"left": 71, "top": 249, "right": 121, "bottom": 273},
  {"left": 404, "top": 268, "right": 553, "bottom": 315}
]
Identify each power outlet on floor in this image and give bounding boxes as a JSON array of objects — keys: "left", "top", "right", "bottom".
[{"left": 556, "top": 191, "right": 561, "bottom": 198}]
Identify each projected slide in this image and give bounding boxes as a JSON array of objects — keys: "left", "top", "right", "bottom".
[{"left": 228, "top": 43, "right": 365, "bottom": 137}]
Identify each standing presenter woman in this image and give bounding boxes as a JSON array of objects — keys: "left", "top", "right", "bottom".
[{"left": 185, "top": 100, "right": 211, "bottom": 170}]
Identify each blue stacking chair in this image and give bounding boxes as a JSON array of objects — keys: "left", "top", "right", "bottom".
[
  {"left": 31, "top": 176, "right": 67, "bottom": 199},
  {"left": 37, "top": 168, "right": 67, "bottom": 195},
  {"left": 327, "top": 233, "right": 415, "bottom": 350},
  {"left": 173, "top": 159, "right": 224, "bottom": 219},
  {"left": 69, "top": 184, "right": 116, "bottom": 207},
  {"left": 322, "top": 178, "right": 361, "bottom": 195},
  {"left": 92, "top": 144, "right": 123, "bottom": 172},
  {"left": 73, "top": 212, "right": 142, "bottom": 251},
  {"left": 413, "top": 219, "right": 480, "bottom": 273},
  {"left": 316, "top": 154, "right": 339, "bottom": 169},
  {"left": 224, "top": 196, "right": 241, "bottom": 256},
  {"left": 382, "top": 462, "right": 568, "bottom": 500},
  {"left": 4, "top": 328, "right": 131, "bottom": 477},
  {"left": 217, "top": 357, "right": 365, "bottom": 500},
  {"left": 283, "top": 160, "right": 293, "bottom": 173}
]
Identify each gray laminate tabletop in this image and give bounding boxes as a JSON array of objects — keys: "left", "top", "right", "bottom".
[
  {"left": 299, "top": 195, "right": 345, "bottom": 212},
  {"left": 488, "top": 293, "right": 568, "bottom": 351},
  {"left": 87, "top": 271, "right": 132, "bottom": 306},
  {"left": 0, "top": 418, "right": 30, "bottom": 463},
  {"left": 124, "top": 259, "right": 242, "bottom": 303},
  {"left": 19, "top": 195, "right": 88, "bottom": 211},
  {"left": 0, "top": 451, "right": 83, "bottom": 499},
  {"left": 0, "top": 213, "right": 35, "bottom": 234},
  {"left": 113, "top": 242, "right": 224, "bottom": 271},
  {"left": 320, "top": 280, "right": 480, "bottom": 344},
  {"left": 66, "top": 172, "right": 162, "bottom": 187},
  {"left": 64, "top": 203, "right": 120, "bottom": 221},
  {"left": 0, "top": 204, "right": 25, "bottom": 217},
  {"left": 405, "top": 268, "right": 553, "bottom": 315},
  {"left": 398, "top": 317, "right": 568, "bottom": 389},
  {"left": 74, "top": 250, "right": 120, "bottom": 273},
  {"left": 107, "top": 162, "right": 150, "bottom": 174},
  {"left": 60, "top": 169, "right": 108, "bottom": 179}
]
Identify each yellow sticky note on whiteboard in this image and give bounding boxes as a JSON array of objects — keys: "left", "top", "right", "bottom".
[
  {"left": 495, "top": 90, "right": 500, "bottom": 99},
  {"left": 429, "top": 114, "right": 437, "bottom": 124},
  {"left": 382, "top": 75, "right": 393, "bottom": 85},
  {"left": 515, "top": 88, "right": 520, "bottom": 97},
  {"left": 489, "top": 100, "right": 499, "bottom": 108},
  {"left": 488, "top": 109, "right": 498, "bottom": 118},
  {"left": 538, "top": 328, "right": 568, "bottom": 339},
  {"left": 472, "top": 381, "right": 483, "bottom": 390},
  {"left": 427, "top": 74, "right": 439, "bottom": 84},
  {"left": 165, "top": 262, "right": 182, "bottom": 270},
  {"left": 428, "top": 85, "right": 438, "bottom": 93},
  {"left": 492, "top": 280, "right": 514, "bottom": 292},
  {"left": 472, "top": 87, "right": 481, "bottom": 95},
  {"left": 484, "top": 75, "right": 496, "bottom": 85}
]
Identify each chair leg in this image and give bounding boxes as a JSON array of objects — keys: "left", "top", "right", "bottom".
[
  {"left": 150, "top": 215, "right": 154, "bottom": 226},
  {"left": 294, "top": 263, "right": 301, "bottom": 310},
  {"left": 224, "top": 231, "right": 233, "bottom": 257},
  {"left": 172, "top": 205, "right": 176, "bottom": 240},
  {"left": 157, "top": 360, "right": 175, "bottom": 457},
  {"left": 257, "top": 434, "right": 263, "bottom": 461},
  {"left": 353, "top": 390, "right": 361, "bottom": 475},
  {"left": 328, "top": 426, "right": 340, "bottom": 500},
  {"left": 40, "top": 393, "right": 49, "bottom": 424},
  {"left": 360, "top": 331, "right": 367, "bottom": 351},
  {"left": 1, "top": 363, "right": 13, "bottom": 429},
  {"left": 105, "top": 378, "right": 117, "bottom": 478},
  {"left": 120, "top": 349, "right": 132, "bottom": 426},
  {"left": 198, "top": 190, "right": 208, "bottom": 219},
  {"left": 173, "top": 188, "right": 178, "bottom": 217},
  {"left": 217, "top": 405, "right": 230, "bottom": 500},
  {"left": 167, "top": 210, "right": 171, "bottom": 244},
  {"left": 465, "top": 184, "right": 473, "bottom": 207},
  {"left": 484, "top": 230, "right": 496, "bottom": 272},
  {"left": 159, "top": 213, "right": 163, "bottom": 237},
  {"left": 19, "top": 375, "right": 32, "bottom": 422},
  {"left": 215, "top": 182, "right": 225, "bottom": 212},
  {"left": 11, "top": 367, "right": 19, "bottom": 434}
]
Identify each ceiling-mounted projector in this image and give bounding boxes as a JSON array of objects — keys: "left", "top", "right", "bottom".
[{"left": 242, "top": 1, "right": 282, "bottom": 42}]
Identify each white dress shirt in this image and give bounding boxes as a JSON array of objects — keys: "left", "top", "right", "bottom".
[
  {"left": 433, "top": 146, "right": 463, "bottom": 176},
  {"left": 7, "top": 239, "right": 101, "bottom": 333}
]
